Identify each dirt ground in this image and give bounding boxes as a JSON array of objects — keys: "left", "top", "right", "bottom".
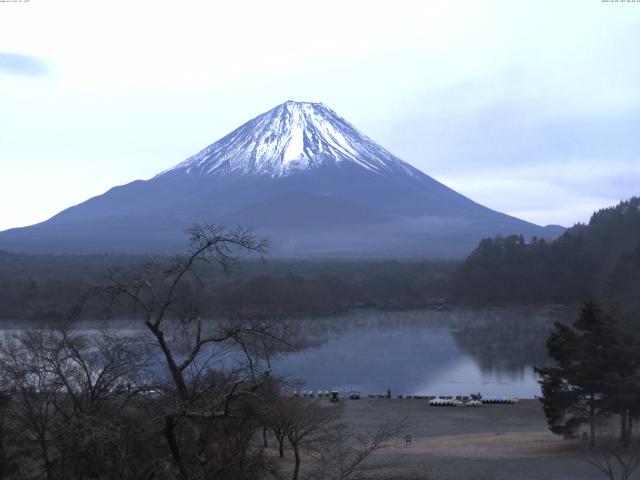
[{"left": 339, "top": 398, "right": 606, "bottom": 480}]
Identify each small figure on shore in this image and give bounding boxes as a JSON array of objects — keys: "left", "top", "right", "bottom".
[
  {"left": 387, "top": 388, "right": 391, "bottom": 398},
  {"left": 404, "top": 435, "right": 412, "bottom": 447}
]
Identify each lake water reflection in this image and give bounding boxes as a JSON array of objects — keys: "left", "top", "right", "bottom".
[{"left": 270, "top": 308, "right": 569, "bottom": 399}]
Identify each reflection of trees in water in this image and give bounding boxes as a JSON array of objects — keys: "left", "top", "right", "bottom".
[
  {"left": 265, "top": 307, "right": 578, "bottom": 397},
  {"left": 289, "top": 307, "right": 574, "bottom": 381},
  {"left": 451, "top": 308, "right": 572, "bottom": 379}
]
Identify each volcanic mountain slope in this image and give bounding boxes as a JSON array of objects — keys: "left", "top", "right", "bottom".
[{"left": 0, "top": 101, "right": 563, "bottom": 257}]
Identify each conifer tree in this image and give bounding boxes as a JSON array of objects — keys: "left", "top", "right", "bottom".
[{"left": 536, "top": 302, "right": 617, "bottom": 446}]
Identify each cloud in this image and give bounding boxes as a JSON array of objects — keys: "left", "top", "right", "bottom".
[{"left": 0, "top": 52, "right": 48, "bottom": 77}]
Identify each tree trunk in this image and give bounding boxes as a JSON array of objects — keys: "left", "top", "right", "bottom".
[
  {"left": 292, "top": 444, "right": 301, "bottom": 480},
  {"left": 196, "top": 420, "right": 209, "bottom": 468},
  {"left": 164, "top": 415, "right": 189, "bottom": 479},
  {"left": 39, "top": 437, "right": 53, "bottom": 480},
  {"left": 147, "top": 323, "right": 189, "bottom": 401},
  {"left": 274, "top": 429, "right": 285, "bottom": 458},
  {"left": 263, "top": 425, "right": 268, "bottom": 448},
  {"left": 589, "top": 392, "right": 596, "bottom": 447},
  {"left": 621, "top": 410, "right": 629, "bottom": 446},
  {"left": 278, "top": 436, "right": 284, "bottom": 458}
]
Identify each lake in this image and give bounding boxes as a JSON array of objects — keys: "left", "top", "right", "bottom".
[
  {"left": 270, "top": 307, "right": 569, "bottom": 399},
  {"left": 0, "top": 306, "right": 571, "bottom": 399}
]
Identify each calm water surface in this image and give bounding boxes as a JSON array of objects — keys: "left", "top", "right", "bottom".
[
  {"left": 0, "top": 307, "right": 571, "bottom": 399},
  {"left": 270, "top": 308, "right": 569, "bottom": 399}
]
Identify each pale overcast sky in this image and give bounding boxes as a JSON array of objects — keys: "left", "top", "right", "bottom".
[{"left": 1, "top": 0, "right": 639, "bottom": 230}]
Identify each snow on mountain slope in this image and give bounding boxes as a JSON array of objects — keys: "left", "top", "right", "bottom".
[{"left": 160, "top": 100, "right": 421, "bottom": 178}]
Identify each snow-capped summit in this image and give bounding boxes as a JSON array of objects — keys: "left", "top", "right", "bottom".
[{"left": 161, "top": 100, "right": 418, "bottom": 178}]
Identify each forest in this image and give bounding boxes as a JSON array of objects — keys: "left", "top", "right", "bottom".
[
  {"left": 0, "top": 251, "right": 454, "bottom": 321},
  {"left": 1, "top": 198, "right": 639, "bottom": 322},
  {"left": 451, "top": 197, "right": 640, "bottom": 317}
]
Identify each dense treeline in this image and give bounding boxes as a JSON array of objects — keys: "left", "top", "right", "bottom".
[
  {"left": 0, "top": 252, "right": 455, "bottom": 320},
  {"left": 452, "top": 197, "right": 640, "bottom": 312}
]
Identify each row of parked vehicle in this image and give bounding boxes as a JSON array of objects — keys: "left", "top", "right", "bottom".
[
  {"left": 293, "top": 390, "right": 361, "bottom": 402},
  {"left": 292, "top": 390, "right": 519, "bottom": 406},
  {"left": 428, "top": 395, "right": 519, "bottom": 407},
  {"left": 428, "top": 397, "right": 482, "bottom": 407}
]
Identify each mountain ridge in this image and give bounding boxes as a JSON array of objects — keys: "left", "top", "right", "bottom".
[{"left": 0, "top": 100, "right": 564, "bottom": 257}]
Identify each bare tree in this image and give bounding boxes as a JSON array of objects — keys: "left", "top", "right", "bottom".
[
  {"left": 105, "top": 224, "right": 295, "bottom": 480},
  {"left": 268, "top": 396, "right": 290, "bottom": 459},
  {"left": 587, "top": 440, "right": 640, "bottom": 480},
  {"left": 278, "top": 399, "right": 341, "bottom": 480},
  {"left": 586, "top": 422, "right": 640, "bottom": 480},
  {"left": 0, "top": 335, "right": 64, "bottom": 480},
  {"left": 0, "top": 324, "right": 156, "bottom": 480},
  {"left": 105, "top": 226, "right": 272, "bottom": 399},
  {"left": 267, "top": 397, "right": 411, "bottom": 480},
  {"left": 0, "top": 393, "right": 11, "bottom": 478},
  {"left": 308, "top": 418, "right": 410, "bottom": 480},
  {"left": 17, "top": 327, "right": 151, "bottom": 414}
]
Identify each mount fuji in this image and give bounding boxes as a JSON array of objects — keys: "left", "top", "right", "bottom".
[{"left": 0, "top": 101, "right": 563, "bottom": 257}]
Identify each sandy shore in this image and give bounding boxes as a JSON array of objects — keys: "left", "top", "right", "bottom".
[{"left": 339, "top": 398, "right": 604, "bottom": 480}]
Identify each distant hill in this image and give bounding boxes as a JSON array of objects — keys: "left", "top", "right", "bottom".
[{"left": 451, "top": 197, "right": 640, "bottom": 308}]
